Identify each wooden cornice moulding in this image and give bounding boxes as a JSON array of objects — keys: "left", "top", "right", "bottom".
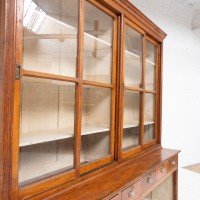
[{"left": 100, "top": 0, "right": 167, "bottom": 42}]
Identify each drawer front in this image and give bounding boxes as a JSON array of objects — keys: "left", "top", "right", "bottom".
[
  {"left": 157, "top": 161, "right": 169, "bottom": 181},
  {"left": 121, "top": 180, "right": 141, "bottom": 200},
  {"left": 169, "top": 156, "right": 178, "bottom": 172},
  {"left": 109, "top": 194, "right": 120, "bottom": 200},
  {"left": 142, "top": 169, "right": 156, "bottom": 193}
]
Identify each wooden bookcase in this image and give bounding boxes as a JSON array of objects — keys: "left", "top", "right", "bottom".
[{"left": 0, "top": 0, "right": 180, "bottom": 199}]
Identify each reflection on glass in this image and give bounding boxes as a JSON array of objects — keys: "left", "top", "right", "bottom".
[
  {"left": 142, "top": 175, "right": 173, "bottom": 200},
  {"left": 19, "top": 77, "right": 75, "bottom": 185},
  {"left": 23, "top": 0, "right": 78, "bottom": 77},
  {"left": 123, "top": 91, "right": 141, "bottom": 151},
  {"left": 81, "top": 85, "right": 111, "bottom": 163},
  {"left": 144, "top": 93, "right": 155, "bottom": 143},
  {"left": 124, "top": 25, "right": 142, "bottom": 88},
  {"left": 83, "top": 1, "right": 113, "bottom": 84},
  {"left": 145, "top": 41, "right": 156, "bottom": 90}
]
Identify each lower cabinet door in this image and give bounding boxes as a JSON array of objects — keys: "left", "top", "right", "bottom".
[{"left": 142, "top": 174, "right": 173, "bottom": 200}]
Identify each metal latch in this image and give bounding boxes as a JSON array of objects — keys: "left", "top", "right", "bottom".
[{"left": 15, "top": 64, "right": 21, "bottom": 80}]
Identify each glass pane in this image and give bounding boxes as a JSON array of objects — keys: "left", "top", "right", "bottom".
[
  {"left": 124, "top": 25, "right": 142, "bottom": 88},
  {"left": 146, "top": 41, "right": 156, "bottom": 90},
  {"left": 19, "top": 77, "right": 75, "bottom": 185},
  {"left": 23, "top": 0, "right": 78, "bottom": 76},
  {"left": 83, "top": 1, "right": 113, "bottom": 84},
  {"left": 142, "top": 175, "right": 173, "bottom": 200},
  {"left": 144, "top": 93, "right": 155, "bottom": 143},
  {"left": 81, "top": 85, "right": 111, "bottom": 163},
  {"left": 123, "top": 91, "right": 141, "bottom": 151}
]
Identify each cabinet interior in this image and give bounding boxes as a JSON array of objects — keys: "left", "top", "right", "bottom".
[{"left": 18, "top": 0, "right": 159, "bottom": 187}]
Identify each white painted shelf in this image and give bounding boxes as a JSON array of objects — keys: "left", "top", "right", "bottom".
[
  {"left": 125, "top": 50, "right": 155, "bottom": 66},
  {"left": 20, "top": 125, "right": 110, "bottom": 147},
  {"left": 81, "top": 126, "right": 109, "bottom": 136},
  {"left": 144, "top": 121, "right": 154, "bottom": 125},
  {"left": 20, "top": 122, "right": 154, "bottom": 147},
  {"left": 20, "top": 129, "right": 74, "bottom": 147},
  {"left": 123, "top": 121, "right": 154, "bottom": 129},
  {"left": 124, "top": 122, "right": 139, "bottom": 129}
]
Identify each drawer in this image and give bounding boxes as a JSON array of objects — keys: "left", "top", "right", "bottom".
[
  {"left": 157, "top": 161, "right": 169, "bottom": 181},
  {"left": 109, "top": 194, "right": 120, "bottom": 200},
  {"left": 169, "top": 156, "right": 178, "bottom": 171},
  {"left": 142, "top": 169, "right": 156, "bottom": 193},
  {"left": 121, "top": 180, "right": 141, "bottom": 200}
]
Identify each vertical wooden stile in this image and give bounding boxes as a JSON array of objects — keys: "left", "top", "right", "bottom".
[
  {"left": 141, "top": 36, "right": 146, "bottom": 147},
  {"left": 12, "top": 0, "right": 23, "bottom": 198},
  {"left": 154, "top": 43, "right": 159, "bottom": 143},
  {"left": 116, "top": 14, "right": 125, "bottom": 161},
  {"left": 158, "top": 43, "right": 163, "bottom": 145},
  {"left": 110, "top": 14, "right": 118, "bottom": 160},
  {"left": 74, "top": 0, "right": 85, "bottom": 178}
]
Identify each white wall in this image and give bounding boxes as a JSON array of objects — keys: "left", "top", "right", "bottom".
[{"left": 130, "top": 0, "right": 200, "bottom": 167}]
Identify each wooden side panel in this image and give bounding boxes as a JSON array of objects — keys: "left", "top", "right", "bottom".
[{"left": 0, "top": 0, "right": 16, "bottom": 199}]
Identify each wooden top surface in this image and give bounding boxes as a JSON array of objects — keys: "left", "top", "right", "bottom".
[{"left": 32, "top": 148, "right": 180, "bottom": 200}]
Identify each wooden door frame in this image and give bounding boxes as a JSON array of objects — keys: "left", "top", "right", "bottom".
[{"left": 0, "top": 0, "right": 16, "bottom": 199}]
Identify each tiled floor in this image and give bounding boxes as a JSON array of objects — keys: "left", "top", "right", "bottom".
[{"left": 179, "top": 167, "right": 200, "bottom": 200}]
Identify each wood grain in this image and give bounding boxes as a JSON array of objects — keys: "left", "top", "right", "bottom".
[{"left": 0, "top": 0, "right": 16, "bottom": 199}]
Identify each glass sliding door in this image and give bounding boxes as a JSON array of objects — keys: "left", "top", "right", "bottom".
[
  {"left": 19, "top": 0, "right": 79, "bottom": 186},
  {"left": 122, "top": 21, "right": 144, "bottom": 155},
  {"left": 80, "top": 0, "right": 116, "bottom": 173}
]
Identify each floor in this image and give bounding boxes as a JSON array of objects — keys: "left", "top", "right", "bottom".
[
  {"left": 184, "top": 163, "right": 200, "bottom": 174},
  {"left": 179, "top": 166, "right": 200, "bottom": 200}
]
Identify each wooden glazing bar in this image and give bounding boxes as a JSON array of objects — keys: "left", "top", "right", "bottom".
[
  {"left": 142, "top": 139, "right": 157, "bottom": 149},
  {"left": 144, "top": 90, "right": 156, "bottom": 94},
  {"left": 124, "top": 86, "right": 143, "bottom": 92},
  {"left": 83, "top": 80, "right": 114, "bottom": 88},
  {"left": 146, "top": 36, "right": 159, "bottom": 47},
  {"left": 87, "top": 0, "right": 118, "bottom": 18},
  {"left": 122, "top": 146, "right": 142, "bottom": 159},
  {"left": 80, "top": 156, "right": 113, "bottom": 175},
  {"left": 19, "top": 170, "right": 76, "bottom": 200},
  {"left": 21, "top": 69, "right": 79, "bottom": 83},
  {"left": 124, "top": 17, "right": 145, "bottom": 35}
]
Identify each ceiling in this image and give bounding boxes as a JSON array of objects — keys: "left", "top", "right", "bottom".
[{"left": 176, "top": 0, "right": 200, "bottom": 30}]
